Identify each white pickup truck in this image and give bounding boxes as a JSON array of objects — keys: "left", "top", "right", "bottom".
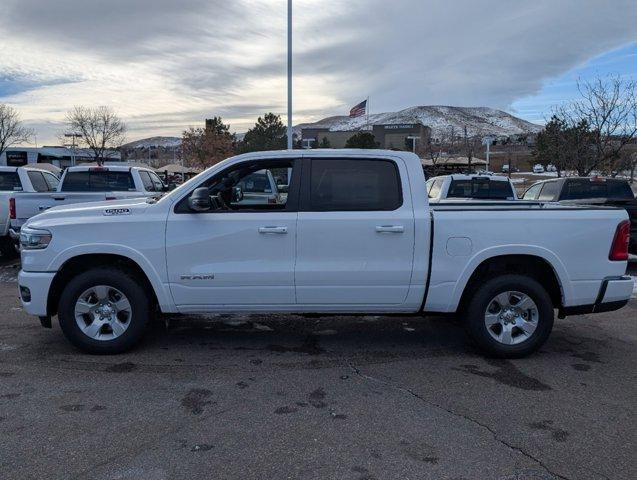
[
  {"left": 426, "top": 174, "right": 518, "bottom": 202},
  {"left": 9, "top": 164, "right": 166, "bottom": 239},
  {"left": 0, "top": 166, "right": 60, "bottom": 258},
  {"left": 17, "top": 150, "right": 633, "bottom": 357}
]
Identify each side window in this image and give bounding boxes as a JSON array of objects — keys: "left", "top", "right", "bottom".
[
  {"left": 538, "top": 181, "right": 559, "bottom": 201},
  {"left": 139, "top": 171, "right": 155, "bottom": 191},
  {"left": 428, "top": 178, "right": 443, "bottom": 199},
  {"left": 309, "top": 159, "right": 402, "bottom": 211},
  {"left": 175, "top": 159, "right": 295, "bottom": 213},
  {"left": 27, "top": 171, "right": 48, "bottom": 192},
  {"left": 43, "top": 172, "right": 60, "bottom": 191},
  {"left": 523, "top": 183, "right": 542, "bottom": 200},
  {"left": 148, "top": 172, "right": 165, "bottom": 191}
]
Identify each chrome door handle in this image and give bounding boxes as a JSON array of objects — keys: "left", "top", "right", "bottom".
[
  {"left": 258, "top": 226, "right": 288, "bottom": 234},
  {"left": 52, "top": 196, "right": 65, "bottom": 201},
  {"left": 376, "top": 225, "right": 404, "bottom": 233},
  {"left": 38, "top": 205, "right": 52, "bottom": 211}
]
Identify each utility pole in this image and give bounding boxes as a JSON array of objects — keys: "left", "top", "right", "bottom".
[
  {"left": 287, "top": 0, "right": 293, "bottom": 150},
  {"left": 64, "top": 133, "right": 81, "bottom": 166}
]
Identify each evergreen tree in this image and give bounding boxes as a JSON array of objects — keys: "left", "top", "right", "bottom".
[
  {"left": 344, "top": 132, "right": 379, "bottom": 149},
  {"left": 319, "top": 137, "right": 331, "bottom": 148},
  {"left": 238, "top": 113, "right": 287, "bottom": 153}
]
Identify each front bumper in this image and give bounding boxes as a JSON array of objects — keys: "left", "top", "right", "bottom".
[
  {"left": 560, "top": 275, "right": 633, "bottom": 317},
  {"left": 18, "top": 270, "right": 55, "bottom": 317}
]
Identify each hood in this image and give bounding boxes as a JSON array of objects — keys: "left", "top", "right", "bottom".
[{"left": 26, "top": 198, "right": 151, "bottom": 229}]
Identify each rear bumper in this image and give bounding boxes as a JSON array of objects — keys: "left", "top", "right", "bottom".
[
  {"left": 18, "top": 270, "right": 55, "bottom": 317},
  {"left": 560, "top": 275, "right": 633, "bottom": 317}
]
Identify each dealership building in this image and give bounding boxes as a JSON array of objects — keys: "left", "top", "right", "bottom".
[
  {"left": 0, "top": 147, "right": 121, "bottom": 168},
  {"left": 301, "top": 123, "right": 431, "bottom": 150}
]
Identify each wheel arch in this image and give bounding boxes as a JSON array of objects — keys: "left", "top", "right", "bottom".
[
  {"left": 46, "top": 252, "right": 173, "bottom": 317},
  {"left": 452, "top": 251, "right": 567, "bottom": 313}
]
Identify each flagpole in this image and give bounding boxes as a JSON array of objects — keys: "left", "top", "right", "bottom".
[
  {"left": 366, "top": 96, "right": 370, "bottom": 129},
  {"left": 286, "top": 0, "right": 293, "bottom": 150}
]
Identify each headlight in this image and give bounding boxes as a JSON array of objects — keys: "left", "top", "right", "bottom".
[{"left": 20, "top": 227, "right": 52, "bottom": 250}]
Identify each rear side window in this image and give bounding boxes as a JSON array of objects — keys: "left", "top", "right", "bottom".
[
  {"left": 428, "top": 178, "right": 444, "bottom": 199},
  {"left": 0, "top": 172, "right": 21, "bottom": 191},
  {"left": 447, "top": 179, "right": 514, "bottom": 199},
  {"left": 139, "top": 171, "right": 155, "bottom": 191},
  {"left": 561, "top": 179, "right": 635, "bottom": 200},
  {"left": 537, "top": 181, "right": 559, "bottom": 201},
  {"left": 62, "top": 171, "right": 135, "bottom": 192},
  {"left": 43, "top": 172, "right": 59, "bottom": 191},
  {"left": 523, "top": 183, "right": 542, "bottom": 200},
  {"left": 309, "top": 159, "right": 402, "bottom": 211},
  {"left": 27, "top": 171, "right": 49, "bottom": 192}
]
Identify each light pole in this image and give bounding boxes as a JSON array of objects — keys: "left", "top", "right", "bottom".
[{"left": 287, "top": 0, "right": 293, "bottom": 150}]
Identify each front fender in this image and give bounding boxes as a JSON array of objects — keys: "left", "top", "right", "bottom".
[{"left": 48, "top": 243, "right": 176, "bottom": 313}]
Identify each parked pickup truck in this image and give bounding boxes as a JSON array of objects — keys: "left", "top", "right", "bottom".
[
  {"left": 522, "top": 177, "right": 637, "bottom": 253},
  {"left": 9, "top": 164, "right": 167, "bottom": 239},
  {"left": 0, "top": 166, "right": 60, "bottom": 257},
  {"left": 17, "top": 150, "right": 633, "bottom": 357},
  {"left": 426, "top": 174, "right": 518, "bottom": 202}
]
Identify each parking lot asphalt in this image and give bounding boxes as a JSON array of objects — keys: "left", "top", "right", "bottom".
[{"left": 0, "top": 259, "right": 636, "bottom": 480}]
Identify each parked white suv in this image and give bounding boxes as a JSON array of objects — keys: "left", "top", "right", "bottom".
[{"left": 17, "top": 150, "right": 633, "bottom": 357}]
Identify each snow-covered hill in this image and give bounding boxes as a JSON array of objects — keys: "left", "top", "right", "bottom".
[
  {"left": 122, "top": 136, "right": 181, "bottom": 149},
  {"left": 295, "top": 106, "right": 542, "bottom": 138}
]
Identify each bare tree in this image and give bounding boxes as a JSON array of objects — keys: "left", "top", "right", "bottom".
[
  {"left": 0, "top": 104, "right": 34, "bottom": 158},
  {"left": 421, "top": 130, "right": 448, "bottom": 176},
  {"left": 65, "top": 106, "right": 126, "bottom": 165},
  {"left": 562, "top": 76, "right": 637, "bottom": 175},
  {"left": 463, "top": 125, "right": 482, "bottom": 173}
]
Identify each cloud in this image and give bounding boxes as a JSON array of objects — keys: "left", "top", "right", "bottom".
[{"left": 0, "top": 0, "right": 636, "bottom": 143}]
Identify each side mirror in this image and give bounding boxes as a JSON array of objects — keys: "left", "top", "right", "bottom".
[
  {"left": 188, "top": 187, "right": 212, "bottom": 212},
  {"left": 232, "top": 186, "right": 244, "bottom": 203}
]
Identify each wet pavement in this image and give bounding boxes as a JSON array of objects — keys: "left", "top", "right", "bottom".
[{"left": 0, "top": 259, "right": 636, "bottom": 480}]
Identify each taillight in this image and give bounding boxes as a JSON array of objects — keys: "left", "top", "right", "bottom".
[
  {"left": 9, "top": 198, "right": 16, "bottom": 220},
  {"left": 609, "top": 220, "right": 630, "bottom": 261}
]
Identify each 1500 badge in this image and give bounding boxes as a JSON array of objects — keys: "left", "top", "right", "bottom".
[{"left": 104, "top": 208, "right": 131, "bottom": 216}]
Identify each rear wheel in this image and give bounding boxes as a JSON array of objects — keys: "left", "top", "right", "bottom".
[
  {"left": 464, "top": 274, "right": 554, "bottom": 358},
  {"left": 58, "top": 268, "right": 150, "bottom": 354}
]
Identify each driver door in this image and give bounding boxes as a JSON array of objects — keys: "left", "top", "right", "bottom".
[{"left": 165, "top": 158, "right": 299, "bottom": 309}]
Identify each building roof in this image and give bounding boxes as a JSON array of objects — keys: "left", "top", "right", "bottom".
[{"left": 421, "top": 156, "right": 487, "bottom": 166}]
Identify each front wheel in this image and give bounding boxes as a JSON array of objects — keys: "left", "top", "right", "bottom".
[
  {"left": 464, "top": 274, "right": 554, "bottom": 358},
  {"left": 58, "top": 267, "right": 150, "bottom": 354}
]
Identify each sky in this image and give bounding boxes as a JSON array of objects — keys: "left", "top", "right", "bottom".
[{"left": 0, "top": 0, "right": 636, "bottom": 145}]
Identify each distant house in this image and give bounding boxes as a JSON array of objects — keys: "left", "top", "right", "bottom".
[{"left": 0, "top": 147, "right": 122, "bottom": 168}]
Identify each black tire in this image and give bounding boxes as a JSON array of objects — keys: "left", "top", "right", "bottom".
[
  {"left": 0, "top": 237, "right": 19, "bottom": 259},
  {"left": 58, "top": 267, "right": 151, "bottom": 354},
  {"left": 464, "top": 274, "right": 554, "bottom": 358}
]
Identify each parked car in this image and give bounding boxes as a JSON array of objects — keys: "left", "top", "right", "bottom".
[
  {"left": 18, "top": 150, "right": 632, "bottom": 358},
  {"left": 532, "top": 164, "right": 545, "bottom": 174},
  {"left": 9, "top": 165, "right": 167, "bottom": 241},
  {"left": 0, "top": 166, "right": 60, "bottom": 257},
  {"left": 522, "top": 176, "right": 637, "bottom": 253},
  {"left": 426, "top": 174, "right": 518, "bottom": 202}
]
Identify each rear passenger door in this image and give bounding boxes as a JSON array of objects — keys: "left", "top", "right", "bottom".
[{"left": 295, "top": 156, "right": 415, "bottom": 306}]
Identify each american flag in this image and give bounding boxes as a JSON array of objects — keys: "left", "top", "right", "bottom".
[{"left": 349, "top": 99, "right": 367, "bottom": 118}]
